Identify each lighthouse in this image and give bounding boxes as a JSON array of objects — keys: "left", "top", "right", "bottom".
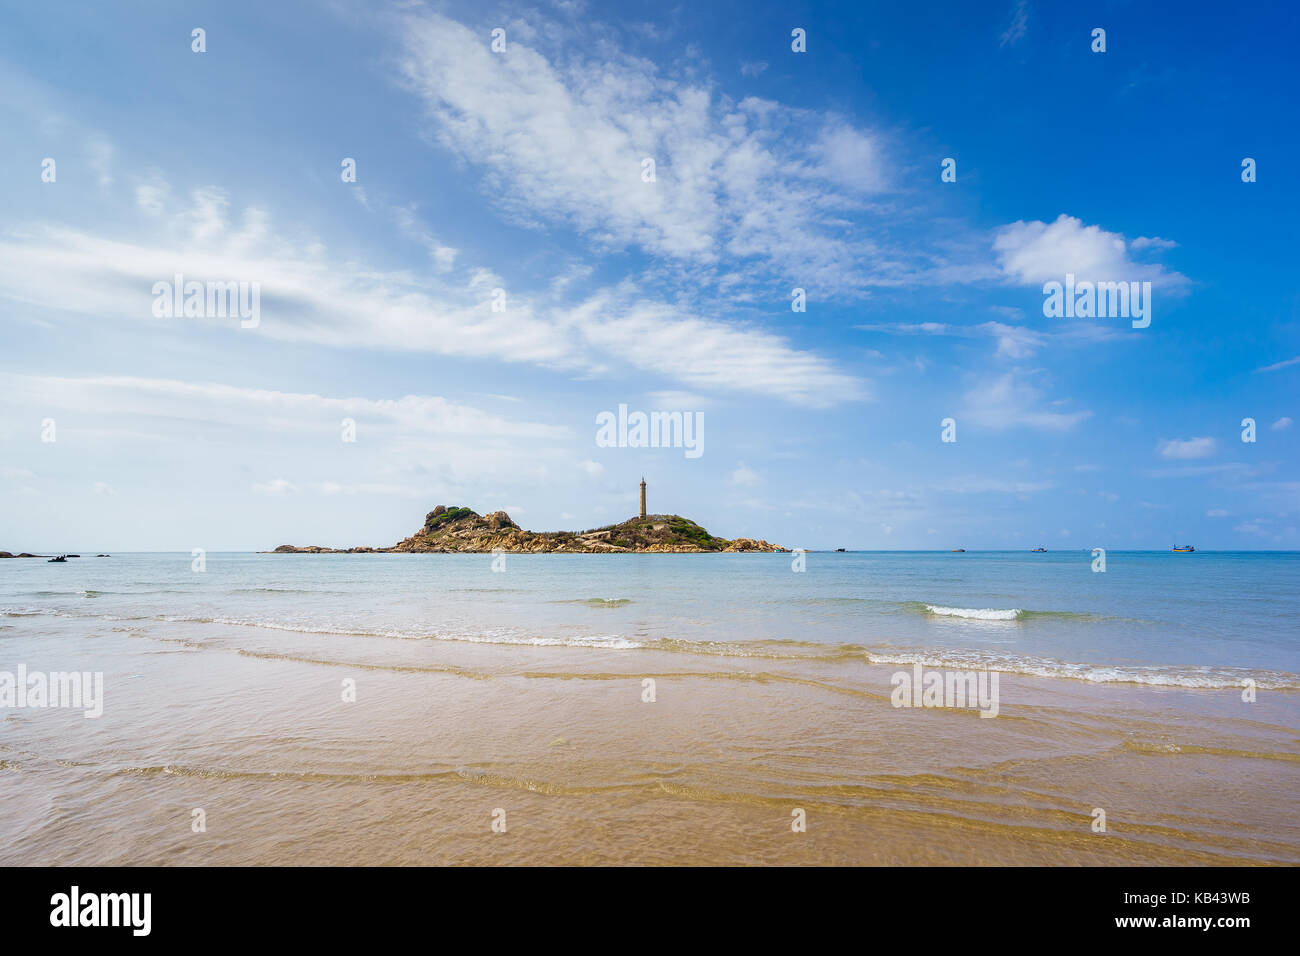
[{"left": 639, "top": 477, "right": 647, "bottom": 518}]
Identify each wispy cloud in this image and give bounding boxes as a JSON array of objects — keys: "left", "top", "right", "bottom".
[
  {"left": 858, "top": 320, "right": 1048, "bottom": 358},
  {"left": 961, "top": 372, "right": 1091, "bottom": 431},
  {"left": 1256, "top": 355, "right": 1300, "bottom": 373},
  {"left": 2, "top": 374, "right": 567, "bottom": 440},
  {"left": 395, "top": 11, "right": 899, "bottom": 296},
  {"left": 1157, "top": 437, "right": 1217, "bottom": 460},
  {"left": 999, "top": 0, "right": 1029, "bottom": 47},
  {"left": 0, "top": 190, "right": 863, "bottom": 406}
]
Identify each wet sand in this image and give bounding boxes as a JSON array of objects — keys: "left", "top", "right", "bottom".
[{"left": 2, "top": 613, "right": 1296, "bottom": 865}]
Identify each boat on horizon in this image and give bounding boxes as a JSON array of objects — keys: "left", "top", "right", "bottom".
[
  {"left": 1031, "top": 547, "right": 1047, "bottom": 552},
  {"left": 1172, "top": 545, "right": 1195, "bottom": 552},
  {"left": 951, "top": 548, "right": 966, "bottom": 552}
]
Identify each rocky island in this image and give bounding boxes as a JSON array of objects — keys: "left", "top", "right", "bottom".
[{"left": 272, "top": 504, "right": 785, "bottom": 554}]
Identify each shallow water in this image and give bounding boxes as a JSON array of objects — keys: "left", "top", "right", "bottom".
[{"left": 5, "top": 550, "right": 1297, "bottom": 685}]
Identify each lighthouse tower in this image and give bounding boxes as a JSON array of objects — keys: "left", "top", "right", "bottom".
[{"left": 639, "top": 477, "right": 647, "bottom": 518}]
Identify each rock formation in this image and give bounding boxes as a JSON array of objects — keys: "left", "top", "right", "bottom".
[{"left": 272, "top": 506, "right": 785, "bottom": 554}]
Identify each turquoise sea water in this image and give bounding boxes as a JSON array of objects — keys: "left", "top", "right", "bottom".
[{"left": 2, "top": 550, "right": 1297, "bottom": 689}]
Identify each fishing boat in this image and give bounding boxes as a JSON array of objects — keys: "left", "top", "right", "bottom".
[
  {"left": 951, "top": 548, "right": 966, "bottom": 553},
  {"left": 1172, "top": 545, "right": 1195, "bottom": 553},
  {"left": 1030, "top": 547, "right": 1047, "bottom": 552},
  {"left": 834, "top": 548, "right": 846, "bottom": 552},
  {"left": 47, "top": 554, "right": 67, "bottom": 563}
]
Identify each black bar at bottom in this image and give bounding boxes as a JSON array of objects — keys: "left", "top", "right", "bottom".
[{"left": 0, "top": 866, "right": 1285, "bottom": 942}]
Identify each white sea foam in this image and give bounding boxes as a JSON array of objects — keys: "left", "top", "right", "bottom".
[
  {"left": 5, "top": 600, "right": 1295, "bottom": 689},
  {"left": 926, "top": 605, "right": 1021, "bottom": 620},
  {"left": 865, "top": 649, "right": 1299, "bottom": 689}
]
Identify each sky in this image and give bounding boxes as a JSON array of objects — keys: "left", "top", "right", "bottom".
[{"left": 0, "top": 0, "right": 1296, "bottom": 551}]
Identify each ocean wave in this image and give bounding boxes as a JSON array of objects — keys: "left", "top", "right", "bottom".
[
  {"left": 925, "top": 605, "right": 1021, "bottom": 620},
  {"left": 457, "top": 632, "right": 641, "bottom": 648},
  {"left": 903, "top": 602, "right": 1106, "bottom": 623},
  {"left": 6, "top": 603, "right": 1294, "bottom": 691},
  {"left": 864, "top": 648, "right": 1300, "bottom": 690}
]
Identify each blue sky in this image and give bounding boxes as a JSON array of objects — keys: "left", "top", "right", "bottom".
[{"left": 0, "top": 0, "right": 1296, "bottom": 551}]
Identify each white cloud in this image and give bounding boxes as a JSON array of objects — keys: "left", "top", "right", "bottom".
[
  {"left": 1272, "top": 416, "right": 1292, "bottom": 431},
  {"left": 394, "top": 206, "right": 458, "bottom": 273},
  {"left": 993, "top": 214, "right": 1186, "bottom": 289},
  {"left": 1157, "top": 437, "right": 1217, "bottom": 460},
  {"left": 1207, "top": 509, "right": 1230, "bottom": 517},
  {"left": 981, "top": 321, "right": 1046, "bottom": 358},
  {"left": 134, "top": 171, "right": 171, "bottom": 216},
  {"left": 187, "top": 186, "right": 230, "bottom": 243},
  {"left": 580, "top": 460, "right": 604, "bottom": 477},
  {"left": 729, "top": 462, "right": 759, "bottom": 486},
  {"left": 91, "top": 482, "right": 116, "bottom": 496},
  {"left": 579, "top": 300, "right": 865, "bottom": 405},
  {"left": 2, "top": 374, "right": 566, "bottom": 441},
  {"left": 0, "top": 190, "right": 863, "bottom": 406},
  {"left": 395, "top": 12, "right": 895, "bottom": 295},
  {"left": 961, "top": 373, "right": 1091, "bottom": 431}
]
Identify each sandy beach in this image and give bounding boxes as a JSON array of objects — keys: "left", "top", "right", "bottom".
[{"left": 3, "top": 563, "right": 1296, "bottom": 865}]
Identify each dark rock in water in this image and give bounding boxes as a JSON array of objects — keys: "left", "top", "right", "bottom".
[
  {"left": 96, "top": 554, "right": 110, "bottom": 557},
  {"left": 67, "top": 554, "right": 81, "bottom": 558},
  {"left": 0, "top": 552, "right": 41, "bottom": 558}
]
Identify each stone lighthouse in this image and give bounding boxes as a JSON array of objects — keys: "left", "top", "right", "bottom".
[{"left": 639, "top": 477, "right": 647, "bottom": 518}]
